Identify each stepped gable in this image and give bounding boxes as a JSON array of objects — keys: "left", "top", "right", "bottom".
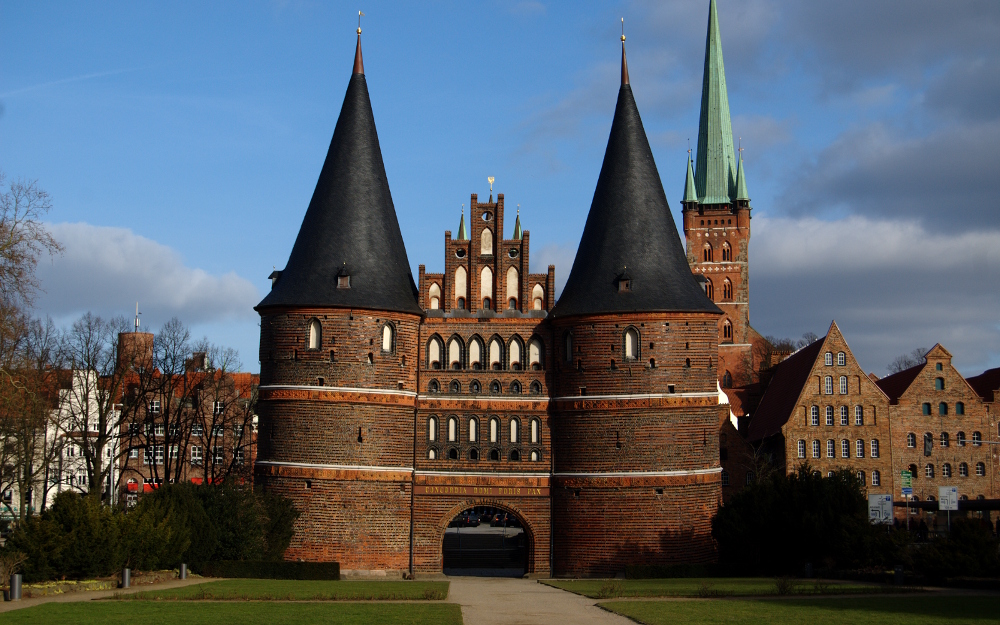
[
  {"left": 551, "top": 43, "right": 719, "bottom": 319},
  {"left": 257, "top": 35, "right": 420, "bottom": 315}
]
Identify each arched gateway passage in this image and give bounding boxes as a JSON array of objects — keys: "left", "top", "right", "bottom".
[{"left": 442, "top": 503, "right": 530, "bottom": 577}]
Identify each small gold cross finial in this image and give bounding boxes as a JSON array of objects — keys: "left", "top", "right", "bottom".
[
  {"left": 621, "top": 18, "right": 625, "bottom": 42},
  {"left": 488, "top": 176, "right": 494, "bottom": 193},
  {"left": 357, "top": 11, "right": 364, "bottom": 35}
]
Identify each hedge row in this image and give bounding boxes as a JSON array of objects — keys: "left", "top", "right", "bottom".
[{"left": 195, "top": 560, "right": 340, "bottom": 580}]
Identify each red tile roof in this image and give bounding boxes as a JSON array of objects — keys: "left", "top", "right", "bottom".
[
  {"left": 967, "top": 367, "right": 1000, "bottom": 403},
  {"left": 748, "top": 338, "right": 825, "bottom": 441},
  {"left": 875, "top": 363, "right": 925, "bottom": 404}
]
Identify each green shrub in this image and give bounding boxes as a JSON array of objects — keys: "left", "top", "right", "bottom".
[{"left": 195, "top": 560, "right": 340, "bottom": 580}]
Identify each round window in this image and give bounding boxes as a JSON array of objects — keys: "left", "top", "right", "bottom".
[
  {"left": 455, "top": 249, "right": 466, "bottom": 258},
  {"left": 508, "top": 248, "right": 519, "bottom": 258},
  {"left": 482, "top": 211, "right": 493, "bottom": 222}
]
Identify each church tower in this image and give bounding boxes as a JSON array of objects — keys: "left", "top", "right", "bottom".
[
  {"left": 682, "top": 0, "right": 754, "bottom": 389},
  {"left": 254, "top": 31, "right": 422, "bottom": 572},
  {"left": 549, "top": 34, "right": 725, "bottom": 576}
]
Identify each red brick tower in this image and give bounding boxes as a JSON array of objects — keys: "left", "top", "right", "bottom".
[
  {"left": 254, "top": 33, "right": 423, "bottom": 573},
  {"left": 549, "top": 37, "right": 725, "bottom": 576},
  {"left": 681, "top": 0, "right": 755, "bottom": 389}
]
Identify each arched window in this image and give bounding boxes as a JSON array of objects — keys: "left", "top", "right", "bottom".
[
  {"left": 624, "top": 328, "right": 639, "bottom": 360},
  {"left": 922, "top": 403, "right": 931, "bottom": 415},
  {"left": 529, "top": 337, "right": 544, "bottom": 370},
  {"left": 907, "top": 432, "right": 916, "bottom": 447},
  {"left": 510, "top": 418, "right": 520, "bottom": 443},
  {"left": 489, "top": 418, "right": 499, "bottom": 443},
  {"left": 942, "top": 463, "right": 952, "bottom": 478},
  {"left": 976, "top": 462, "right": 986, "bottom": 476},
  {"left": 797, "top": 440, "right": 806, "bottom": 458},
  {"left": 722, "top": 371, "right": 733, "bottom": 388},
  {"left": 940, "top": 432, "right": 949, "bottom": 447},
  {"left": 957, "top": 431, "right": 966, "bottom": 446},
  {"left": 856, "top": 439, "right": 864, "bottom": 458},
  {"left": 382, "top": 323, "right": 395, "bottom": 352},
  {"left": 935, "top": 377, "right": 944, "bottom": 390},
  {"left": 811, "top": 440, "right": 820, "bottom": 458},
  {"left": 841, "top": 439, "right": 849, "bottom": 458},
  {"left": 872, "top": 470, "right": 881, "bottom": 486},
  {"left": 429, "top": 379, "right": 440, "bottom": 393},
  {"left": 825, "top": 352, "right": 833, "bottom": 366},
  {"left": 939, "top": 402, "right": 948, "bottom": 416},
  {"left": 489, "top": 449, "right": 499, "bottom": 461},
  {"left": 908, "top": 463, "right": 919, "bottom": 479},
  {"left": 469, "top": 337, "right": 483, "bottom": 369},
  {"left": 923, "top": 432, "right": 933, "bottom": 456},
  {"left": 871, "top": 439, "right": 879, "bottom": 458},
  {"left": 509, "top": 381, "right": 521, "bottom": 394},
  {"left": 449, "top": 380, "right": 461, "bottom": 394},
  {"left": 489, "top": 337, "right": 503, "bottom": 370},
  {"left": 825, "top": 406, "right": 834, "bottom": 426},
  {"left": 959, "top": 462, "right": 968, "bottom": 477},
  {"left": 448, "top": 448, "right": 458, "bottom": 460},
  {"left": 427, "top": 336, "right": 443, "bottom": 369},
  {"left": 839, "top": 405, "right": 848, "bottom": 425},
  {"left": 839, "top": 376, "right": 848, "bottom": 394},
  {"left": 530, "top": 450, "right": 539, "bottom": 462},
  {"left": 455, "top": 266, "right": 467, "bottom": 309},
  {"left": 810, "top": 406, "right": 819, "bottom": 426},
  {"left": 490, "top": 380, "right": 501, "bottom": 394},
  {"left": 480, "top": 228, "right": 493, "bottom": 255},
  {"left": 704, "top": 278, "right": 714, "bottom": 299},
  {"left": 470, "top": 380, "right": 481, "bottom": 394},
  {"left": 722, "top": 320, "right": 733, "bottom": 341},
  {"left": 854, "top": 405, "right": 863, "bottom": 425},
  {"left": 532, "top": 284, "right": 544, "bottom": 310},
  {"left": 563, "top": 332, "right": 573, "bottom": 362},
  {"left": 826, "top": 439, "right": 835, "bottom": 458},
  {"left": 469, "top": 418, "right": 478, "bottom": 442},
  {"left": 925, "top": 464, "right": 934, "bottom": 478},
  {"left": 428, "top": 448, "right": 437, "bottom": 460},
  {"left": 530, "top": 380, "right": 541, "bottom": 394},
  {"left": 723, "top": 278, "right": 733, "bottom": 300},
  {"left": 448, "top": 336, "right": 463, "bottom": 369},
  {"left": 428, "top": 417, "right": 437, "bottom": 441},
  {"left": 469, "top": 448, "right": 479, "bottom": 460},
  {"left": 506, "top": 267, "right": 518, "bottom": 310},
  {"left": 448, "top": 417, "right": 457, "bottom": 442},
  {"left": 837, "top": 352, "right": 846, "bottom": 366},
  {"left": 703, "top": 243, "right": 713, "bottom": 262},
  {"left": 824, "top": 376, "right": 833, "bottom": 394},
  {"left": 509, "top": 450, "right": 521, "bottom": 461},
  {"left": 480, "top": 266, "right": 494, "bottom": 311},
  {"left": 721, "top": 242, "right": 731, "bottom": 262},
  {"left": 956, "top": 402, "right": 965, "bottom": 415},
  {"left": 509, "top": 337, "right": 522, "bottom": 370},
  {"left": 530, "top": 419, "right": 539, "bottom": 444},
  {"left": 973, "top": 431, "right": 982, "bottom": 446},
  {"left": 429, "top": 282, "right": 441, "bottom": 309},
  {"left": 307, "top": 318, "right": 321, "bottom": 350}
]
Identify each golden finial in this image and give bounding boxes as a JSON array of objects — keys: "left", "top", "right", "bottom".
[
  {"left": 357, "top": 11, "right": 364, "bottom": 34},
  {"left": 488, "top": 176, "right": 494, "bottom": 193},
  {"left": 621, "top": 17, "right": 625, "bottom": 42},
  {"left": 517, "top": 203, "right": 520, "bottom": 215}
]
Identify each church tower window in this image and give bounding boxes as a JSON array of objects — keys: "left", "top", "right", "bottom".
[{"left": 307, "top": 319, "right": 321, "bottom": 350}]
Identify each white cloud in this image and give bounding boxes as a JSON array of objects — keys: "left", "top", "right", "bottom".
[{"left": 35, "top": 222, "right": 260, "bottom": 327}]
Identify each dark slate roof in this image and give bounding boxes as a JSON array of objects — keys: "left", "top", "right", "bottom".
[
  {"left": 550, "top": 70, "right": 720, "bottom": 319},
  {"left": 966, "top": 367, "right": 1000, "bottom": 403},
  {"left": 875, "top": 363, "right": 925, "bottom": 404},
  {"left": 256, "top": 38, "right": 421, "bottom": 315},
  {"left": 747, "top": 338, "right": 824, "bottom": 441}
]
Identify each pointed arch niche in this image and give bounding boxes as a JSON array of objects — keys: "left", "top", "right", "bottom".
[
  {"left": 454, "top": 266, "right": 467, "bottom": 309},
  {"left": 480, "top": 266, "right": 493, "bottom": 310}
]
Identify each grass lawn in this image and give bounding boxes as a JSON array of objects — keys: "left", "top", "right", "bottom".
[
  {"left": 542, "top": 577, "right": 892, "bottom": 598},
  {"left": 0, "top": 602, "right": 462, "bottom": 625},
  {"left": 600, "top": 596, "right": 1000, "bottom": 625},
  {"left": 115, "top": 579, "right": 449, "bottom": 601}
]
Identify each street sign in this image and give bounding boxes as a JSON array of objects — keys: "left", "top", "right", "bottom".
[
  {"left": 901, "top": 470, "right": 912, "bottom": 489},
  {"left": 868, "top": 494, "right": 893, "bottom": 524},
  {"left": 938, "top": 486, "right": 959, "bottom": 511},
  {"left": 901, "top": 487, "right": 913, "bottom": 496}
]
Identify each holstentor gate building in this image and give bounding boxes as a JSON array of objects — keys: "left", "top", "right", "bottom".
[{"left": 255, "top": 2, "right": 759, "bottom": 576}]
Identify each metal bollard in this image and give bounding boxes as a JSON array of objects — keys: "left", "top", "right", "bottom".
[
  {"left": 9, "top": 574, "right": 20, "bottom": 601},
  {"left": 179, "top": 563, "right": 188, "bottom": 580},
  {"left": 121, "top": 568, "right": 130, "bottom": 589},
  {"left": 894, "top": 566, "right": 904, "bottom": 585}
]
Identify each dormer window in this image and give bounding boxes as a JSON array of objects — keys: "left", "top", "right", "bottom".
[
  {"left": 268, "top": 270, "right": 282, "bottom": 289},
  {"left": 336, "top": 264, "right": 351, "bottom": 289},
  {"left": 617, "top": 268, "right": 632, "bottom": 293}
]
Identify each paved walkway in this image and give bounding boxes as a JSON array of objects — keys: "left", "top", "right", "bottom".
[
  {"left": 447, "top": 576, "right": 634, "bottom": 625},
  {"left": 0, "top": 576, "right": 214, "bottom": 613}
]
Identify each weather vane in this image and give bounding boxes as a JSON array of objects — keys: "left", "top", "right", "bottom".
[
  {"left": 488, "top": 176, "right": 494, "bottom": 193},
  {"left": 621, "top": 17, "right": 626, "bottom": 42},
  {"left": 358, "top": 11, "right": 364, "bottom": 34}
]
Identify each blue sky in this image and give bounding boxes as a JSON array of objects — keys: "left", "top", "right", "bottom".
[{"left": 2, "top": 1, "right": 998, "bottom": 375}]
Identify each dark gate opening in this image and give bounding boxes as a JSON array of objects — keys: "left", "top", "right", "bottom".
[{"left": 442, "top": 506, "right": 528, "bottom": 577}]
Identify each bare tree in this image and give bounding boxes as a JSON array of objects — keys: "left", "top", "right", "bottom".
[
  {"left": 0, "top": 172, "right": 62, "bottom": 311},
  {"left": 888, "top": 348, "right": 928, "bottom": 374}
]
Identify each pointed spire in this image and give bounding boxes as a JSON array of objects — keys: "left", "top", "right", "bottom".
[
  {"left": 512, "top": 205, "right": 522, "bottom": 240},
  {"left": 683, "top": 155, "right": 698, "bottom": 204},
  {"left": 694, "top": 0, "right": 737, "bottom": 205},
  {"left": 735, "top": 148, "right": 749, "bottom": 201},
  {"left": 621, "top": 18, "right": 629, "bottom": 85},
  {"left": 457, "top": 205, "right": 468, "bottom": 240},
  {"left": 551, "top": 45, "right": 720, "bottom": 319},
  {"left": 354, "top": 12, "right": 364, "bottom": 74},
  {"left": 257, "top": 28, "right": 420, "bottom": 315}
]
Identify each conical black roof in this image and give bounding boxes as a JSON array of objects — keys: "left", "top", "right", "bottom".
[
  {"left": 551, "top": 63, "right": 720, "bottom": 319},
  {"left": 257, "top": 38, "right": 421, "bottom": 315}
]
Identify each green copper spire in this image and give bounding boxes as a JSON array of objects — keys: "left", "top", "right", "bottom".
[
  {"left": 694, "top": 0, "right": 737, "bottom": 205},
  {"left": 734, "top": 150, "right": 749, "bottom": 201},
  {"left": 683, "top": 155, "right": 698, "bottom": 203},
  {"left": 457, "top": 205, "right": 468, "bottom": 240},
  {"left": 512, "top": 205, "right": 522, "bottom": 240}
]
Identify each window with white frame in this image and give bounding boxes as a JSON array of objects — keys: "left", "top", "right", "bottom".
[
  {"left": 940, "top": 432, "right": 949, "bottom": 447},
  {"left": 824, "top": 376, "right": 833, "bottom": 394},
  {"left": 827, "top": 439, "right": 835, "bottom": 458},
  {"left": 841, "top": 439, "right": 849, "bottom": 458},
  {"left": 872, "top": 470, "right": 880, "bottom": 486},
  {"left": 191, "top": 446, "right": 203, "bottom": 465},
  {"left": 837, "top": 352, "right": 846, "bottom": 366},
  {"left": 812, "top": 440, "right": 820, "bottom": 458},
  {"left": 745, "top": 472, "right": 754, "bottom": 485},
  {"left": 959, "top": 462, "right": 968, "bottom": 477},
  {"left": 213, "top": 446, "right": 224, "bottom": 464},
  {"left": 826, "top": 406, "right": 834, "bottom": 426},
  {"left": 942, "top": 463, "right": 952, "bottom": 478},
  {"left": 973, "top": 431, "right": 982, "bottom": 446},
  {"left": 840, "top": 406, "right": 848, "bottom": 426},
  {"left": 797, "top": 440, "right": 806, "bottom": 458},
  {"left": 169, "top": 445, "right": 179, "bottom": 461},
  {"left": 154, "top": 423, "right": 165, "bottom": 436},
  {"left": 211, "top": 425, "right": 225, "bottom": 437},
  {"left": 976, "top": 462, "right": 986, "bottom": 477},
  {"left": 129, "top": 448, "right": 138, "bottom": 459},
  {"left": 233, "top": 424, "right": 244, "bottom": 438},
  {"left": 856, "top": 439, "right": 865, "bottom": 458},
  {"left": 825, "top": 352, "right": 833, "bottom": 366},
  {"left": 810, "top": 406, "right": 819, "bottom": 426},
  {"left": 149, "top": 400, "right": 161, "bottom": 414},
  {"left": 234, "top": 448, "right": 244, "bottom": 465},
  {"left": 721, "top": 471, "right": 730, "bottom": 487},
  {"left": 925, "top": 463, "right": 934, "bottom": 478},
  {"left": 192, "top": 423, "right": 204, "bottom": 437},
  {"left": 839, "top": 376, "right": 848, "bottom": 394},
  {"left": 957, "top": 431, "right": 966, "bottom": 446},
  {"left": 213, "top": 401, "right": 224, "bottom": 415},
  {"left": 855, "top": 406, "right": 863, "bottom": 426},
  {"left": 871, "top": 439, "right": 879, "bottom": 458},
  {"left": 907, "top": 432, "right": 916, "bottom": 447}
]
